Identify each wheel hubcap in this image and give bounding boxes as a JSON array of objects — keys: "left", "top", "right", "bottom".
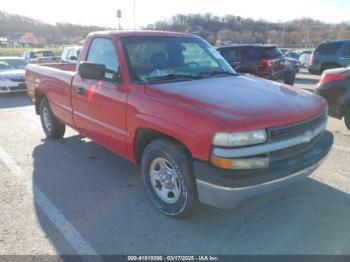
[
  {"left": 149, "top": 157, "right": 181, "bottom": 204},
  {"left": 43, "top": 107, "right": 51, "bottom": 131}
]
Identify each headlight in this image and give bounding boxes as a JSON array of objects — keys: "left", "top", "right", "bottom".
[
  {"left": 0, "top": 77, "right": 7, "bottom": 81},
  {"left": 212, "top": 129, "right": 267, "bottom": 147}
]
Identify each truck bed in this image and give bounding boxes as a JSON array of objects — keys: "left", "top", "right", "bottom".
[{"left": 26, "top": 63, "right": 77, "bottom": 127}]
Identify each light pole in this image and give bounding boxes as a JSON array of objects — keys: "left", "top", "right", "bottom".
[
  {"left": 133, "top": 0, "right": 136, "bottom": 30},
  {"left": 117, "top": 9, "right": 122, "bottom": 30},
  {"left": 281, "top": 24, "right": 285, "bottom": 48}
]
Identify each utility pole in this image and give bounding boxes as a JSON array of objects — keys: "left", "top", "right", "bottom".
[
  {"left": 281, "top": 24, "right": 285, "bottom": 48},
  {"left": 117, "top": 9, "right": 122, "bottom": 30},
  {"left": 305, "top": 31, "right": 310, "bottom": 48},
  {"left": 133, "top": 0, "right": 136, "bottom": 30}
]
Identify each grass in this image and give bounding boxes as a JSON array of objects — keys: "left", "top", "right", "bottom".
[{"left": 0, "top": 47, "right": 63, "bottom": 57}]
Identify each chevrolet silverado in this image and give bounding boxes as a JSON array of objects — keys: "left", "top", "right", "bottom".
[{"left": 26, "top": 31, "right": 333, "bottom": 217}]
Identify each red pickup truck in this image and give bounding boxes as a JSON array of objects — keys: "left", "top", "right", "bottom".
[{"left": 26, "top": 31, "right": 333, "bottom": 217}]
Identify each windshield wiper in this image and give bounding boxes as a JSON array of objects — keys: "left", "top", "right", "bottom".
[
  {"left": 146, "top": 74, "right": 201, "bottom": 83},
  {"left": 198, "top": 70, "right": 237, "bottom": 78}
]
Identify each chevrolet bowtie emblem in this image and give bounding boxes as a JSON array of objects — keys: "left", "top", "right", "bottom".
[{"left": 302, "top": 130, "right": 314, "bottom": 143}]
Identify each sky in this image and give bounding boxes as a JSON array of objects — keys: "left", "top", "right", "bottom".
[{"left": 1, "top": 0, "right": 349, "bottom": 29}]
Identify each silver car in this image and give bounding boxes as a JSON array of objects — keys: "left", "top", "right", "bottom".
[{"left": 0, "top": 57, "right": 28, "bottom": 94}]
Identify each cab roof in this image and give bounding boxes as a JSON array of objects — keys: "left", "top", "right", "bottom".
[
  {"left": 217, "top": 44, "right": 277, "bottom": 49},
  {"left": 323, "top": 39, "right": 350, "bottom": 44},
  {"left": 87, "top": 30, "right": 197, "bottom": 38}
]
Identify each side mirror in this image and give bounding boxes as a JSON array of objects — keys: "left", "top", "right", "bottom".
[
  {"left": 78, "top": 62, "right": 121, "bottom": 83},
  {"left": 78, "top": 62, "right": 106, "bottom": 81}
]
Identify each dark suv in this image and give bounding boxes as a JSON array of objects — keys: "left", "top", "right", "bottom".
[
  {"left": 315, "top": 67, "right": 350, "bottom": 130},
  {"left": 309, "top": 39, "right": 350, "bottom": 75},
  {"left": 217, "top": 44, "right": 295, "bottom": 85}
]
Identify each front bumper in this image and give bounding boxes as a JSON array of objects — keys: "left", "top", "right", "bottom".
[
  {"left": 194, "top": 131, "right": 333, "bottom": 208},
  {"left": 0, "top": 82, "right": 27, "bottom": 94}
]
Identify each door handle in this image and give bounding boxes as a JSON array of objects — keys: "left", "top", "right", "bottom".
[{"left": 76, "top": 86, "right": 85, "bottom": 96}]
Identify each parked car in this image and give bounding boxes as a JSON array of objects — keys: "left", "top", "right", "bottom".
[
  {"left": 0, "top": 57, "right": 28, "bottom": 94},
  {"left": 26, "top": 31, "right": 333, "bottom": 217},
  {"left": 315, "top": 67, "right": 350, "bottom": 130},
  {"left": 299, "top": 50, "right": 313, "bottom": 56},
  {"left": 285, "top": 57, "right": 301, "bottom": 73},
  {"left": 309, "top": 39, "right": 350, "bottom": 75},
  {"left": 280, "top": 48, "right": 291, "bottom": 54},
  {"left": 22, "top": 50, "right": 58, "bottom": 64},
  {"left": 217, "top": 44, "right": 296, "bottom": 85},
  {"left": 299, "top": 53, "right": 311, "bottom": 67},
  {"left": 285, "top": 51, "right": 300, "bottom": 60},
  {"left": 60, "top": 46, "right": 82, "bottom": 63}
]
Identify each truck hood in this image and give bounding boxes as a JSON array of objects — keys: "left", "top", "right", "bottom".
[
  {"left": 145, "top": 75, "right": 327, "bottom": 131},
  {"left": 322, "top": 67, "right": 350, "bottom": 75},
  {"left": 0, "top": 69, "right": 25, "bottom": 77}
]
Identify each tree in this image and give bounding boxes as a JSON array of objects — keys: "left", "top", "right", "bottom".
[{"left": 20, "top": 33, "right": 39, "bottom": 46}]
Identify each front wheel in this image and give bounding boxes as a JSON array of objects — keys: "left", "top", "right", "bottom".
[
  {"left": 344, "top": 107, "right": 350, "bottom": 131},
  {"left": 141, "top": 138, "right": 197, "bottom": 217},
  {"left": 39, "top": 98, "right": 66, "bottom": 139}
]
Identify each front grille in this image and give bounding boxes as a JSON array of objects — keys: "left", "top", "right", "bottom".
[
  {"left": 9, "top": 83, "right": 26, "bottom": 91},
  {"left": 269, "top": 133, "right": 323, "bottom": 163},
  {"left": 9, "top": 77, "right": 25, "bottom": 82},
  {"left": 269, "top": 112, "right": 326, "bottom": 141}
]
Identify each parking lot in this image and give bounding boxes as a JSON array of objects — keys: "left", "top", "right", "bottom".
[{"left": 0, "top": 69, "right": 350, "bottom": 255}]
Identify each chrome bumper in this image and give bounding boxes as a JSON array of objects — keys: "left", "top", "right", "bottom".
[
  {"left": 196, "top": 157, "right": 326, "bottom": 209},
  {"left": 0, "top": 84, "right": 27, "bottom": 94}
]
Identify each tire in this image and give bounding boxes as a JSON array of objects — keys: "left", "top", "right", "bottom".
[
  {"left": 39, "top": 98, "right": 65, "bottom": 139},
  {"left": 284, "top": 71, "right": 296, "bottom": 85},
  {"left": 344, "top": 107, "right": 350, "bottom": 131},
  {"left": 141, "top": 138, "right": 197, "bottom": 217}
]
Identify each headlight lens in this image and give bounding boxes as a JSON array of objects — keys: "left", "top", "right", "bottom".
[
  {"left": 212, "top": 129, "right": 267, "bottom": 147},
  {"left": 210, "top": 155, "right": 269, "bottom": 169},
  {"left": 0, "top": 77, "right": 7, "bottom": 81}
]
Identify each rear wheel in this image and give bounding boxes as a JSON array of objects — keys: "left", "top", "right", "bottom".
[
  {"left": 284, "top": 71, "right": 296, "bottom": 85},
  {"left": 141, "top": 138, "right": 197, "bottom": 217},
  {"left": 344, "top": 107, "right": 350, "bottom": 131},
  {"left": 39, "top": 98, "right": 65, "bottom": 138}
]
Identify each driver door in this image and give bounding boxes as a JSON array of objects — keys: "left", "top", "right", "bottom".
[{"left": 71, "top": 37, "right": 128, "bottom": 155}]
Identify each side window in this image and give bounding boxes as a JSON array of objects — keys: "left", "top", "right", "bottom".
[
  {"left": 87, "top": 38, "right": 120, "bottom": 74},
  {"left": 221, "top": 49, "right": 241, "bottom": 61},
  {"left": 66, "top": 49, "right": 73, "bottom": 60},
  {"left": 316, "top": 43, "right": 342, "bottom": 55},
  {"left": 342, "top": 44, "right": 350, "bottom": 57},
  {"left": 246, "top": 47, "right": 267, "bottom": 59}
]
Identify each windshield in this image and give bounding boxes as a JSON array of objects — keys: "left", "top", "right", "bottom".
[
  {"left": 246, "top": 46, "right": 282, "bottom": 60},
  {"left": 264, "top": 47, "right": 283, "bottom": 58},
  {"left": 34, "top": 51, "right": 54, "bottom": 58},
  {"left": 122, "top": 36, "right": 235, "bottom": 83},
  {"left": 0, "top": 59, "right": 28, "bottom": 71}
]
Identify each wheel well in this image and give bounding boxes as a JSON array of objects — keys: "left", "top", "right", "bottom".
[
  {"left": 340, "top": 99, "right": 350, "bottom": 117},
  {"left": 34, "top": 89, "right": 46, "bottom": 114},
  {"left": 134, "top": 128, "right": 191, "bottom": 163},
  {"left": 321, "top": 62, "right": 341, "bottom": 71}
]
